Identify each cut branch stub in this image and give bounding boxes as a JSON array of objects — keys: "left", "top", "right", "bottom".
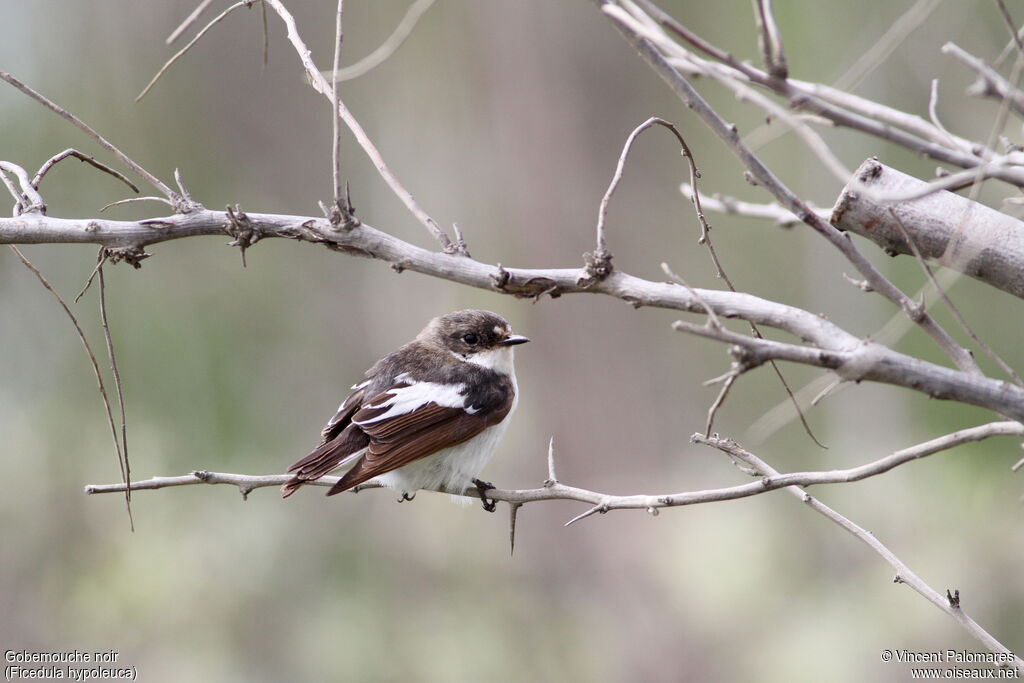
[{"left": 831, "top": 158, "right": 1024, "bottom": 299}]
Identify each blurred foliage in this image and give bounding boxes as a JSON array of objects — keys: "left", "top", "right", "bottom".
[{"left": 1, "top": 2, "right": 1022, "bottom": 681}]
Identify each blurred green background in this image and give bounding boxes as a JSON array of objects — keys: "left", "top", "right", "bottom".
[{"left": 1, "top": 2, "right": 1021, "bottom": 681}]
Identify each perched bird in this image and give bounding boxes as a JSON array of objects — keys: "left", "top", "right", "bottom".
[{"left": 281, "top": 310, "right": 528, "bottom": 510}]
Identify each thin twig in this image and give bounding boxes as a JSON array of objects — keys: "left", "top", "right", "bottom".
[
  {"left": 85, "top": 421, "right": 1024, "bottom": 522},
  {"left": 137, "top": 1, "right": 255, "bottom": 103},
  {"left": 675, "top": 130, "right": 826, "bottom": 447},
  {"left": 165, "top": 0, "right": 217, "bottom": 44},
  {"left": 99, "top": 196, "right": 174, "bottom": 213},
  {"left": 0, "top": 72, "right": 182, "bottom": 208},
  {"left": 695, "top": 434, "right": 1024, "bottom": 674},
  {"left": 262, "top": 0, "right": 455, "bottom": 252},
  {"left": 97, "top": 254, "right": 133, "bottom": 531},
  {"left": 678, "top": 183, "right": 828, "bottom": 227},
  {"left": 945, "top": 41, "right": 1024, "bottom": 119},
  {"left": 831, "top": 0, "right": 940, "bottom": 92},
  {"left": 598, "top": 1, "right": 983, "bottom": 379},
  {"left": 331, "top": 0, "right": 345, "bottom": 204},
  {"left": 75, "top": 254, "right": 107, "bottom": 303},
  {"left": 260, "top": 0, "right": 270, "bottom": 68},
  {"left": 0, "top": 167, "right": 25, "bottom": 215},
  {"left": 926, "top": 79, "right": 962, "bottom": 152},
  {"left": 660, "top": 262, "right": 722, "bottom": 328},
  {"left": 595, "top": 118, "right": 682, "bottom": 257},
  {"left": 996, "top": 0, "right": 1024, "bottom": 58},
  {"left": 887, "top": 208, "right": 1024, "bottom": 388},
  {"left": 704, "top": 372, "right": 740, "bottom": 436},
  {"left": 751, "top": 0, "right": 787, "bottom": 79},
  {"left": 0, "top": 161, "right": 45, "bottom": 214},
  {"left": 323, "top": 0, "right": 437, "bottom": 83},
  {"left": 9, "top": 246, "right": 133, "bottom": 528},
  {"left": 32, "top": 149, "right": 140, "bottom": 194},
  {"left": 630, "top": 0, "right": 986, "bottom": 170}
]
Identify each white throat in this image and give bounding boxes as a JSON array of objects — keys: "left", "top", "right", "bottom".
[{"left": 462, "top": 346, "right": 517, "bottom": 376}]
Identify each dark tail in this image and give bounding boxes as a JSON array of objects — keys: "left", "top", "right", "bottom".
[{"left": 280, "top": 428, "right": 369, "bottom": 498}]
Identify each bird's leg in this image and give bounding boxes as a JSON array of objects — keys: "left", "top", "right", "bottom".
[
  {"left": 472, "top": 478, "right": 497, "bottom": 513},
  {"left": 397, "top": 491, "right": 416, "bottom": 503}
]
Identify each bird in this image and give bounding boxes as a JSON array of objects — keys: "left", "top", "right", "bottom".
[{"left": 281, "top": 309, "right": 528, "bottom": 510}]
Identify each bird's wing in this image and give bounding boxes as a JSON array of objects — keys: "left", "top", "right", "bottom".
[
  {"left": 326, "top": 375, "right": 514, "bottom": 494},
  {"left": 280, "top": 381, "right": 371, "bottom": 498}
]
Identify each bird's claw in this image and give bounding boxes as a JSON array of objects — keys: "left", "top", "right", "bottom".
[
  {"left": 472, "top": 478, "right": 497, "bottom": 513},
  {"left": 397, "top": 491, "right": 416, "bottom": 503}
]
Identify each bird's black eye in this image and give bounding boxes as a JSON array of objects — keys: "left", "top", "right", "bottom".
[{"left": 462, "top": 333, "right": 479, "bottom": 345}]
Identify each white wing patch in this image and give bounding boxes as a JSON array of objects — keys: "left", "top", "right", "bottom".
[{"left": 354, "top": 375, "right": 469, "bottom": 426}]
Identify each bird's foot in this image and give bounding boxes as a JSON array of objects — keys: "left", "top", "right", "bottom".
[
  {"left": 472, "top": 478, "right": 497, "bottom": 513},
  {"left": 397, "top": 491, "right": 416, "bottom": 503}
]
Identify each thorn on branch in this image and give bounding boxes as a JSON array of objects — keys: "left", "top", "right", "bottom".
[
  {"left": 509, "top": 502, "right": 522, "bottom": 556},
  {"left": 225, "top": 204, "right": 261, "bottom": 267},
  {"left": 565, "top": 502, "right": 609, "bottom": 527},
  {"left": 545, "top": 437, "right": 558, "bottom": 486}
]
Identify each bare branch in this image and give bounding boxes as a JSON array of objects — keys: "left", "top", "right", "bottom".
[
  {"left": 886, "top": 208, "right": 1024, "bottom": 388},
  {"left": 0, "top": 161, "right": 45, "bottom": 214},
  {"left": 598, "top": 1, "right": 981, "bottom": 376},
  {"left": 695, "top": 434, "right": 1024, "bottom": 675},
  {"left": 261, "top": 0, "right": 456, "bottom": 252},
  {"left": 675, "top": 133, "right": 826, "bottom": 447},
  {"left": 751, "top": 0, "right": 787, "bottom": 79},
  {"left": 0, "top": 72, "right": 185, "bottom": 210},
  {"left": 85, "top": 420, "right": 1024, "bottom": 523},
  {"left": 945, "top": 41, "right": 1024, "bottom": 118},
  {"left": 832, "top": 158, "right": 1024, "bottom": 301},
  {"left": 680, "top": 183, "right": 828, "bottom": 227},
  {"left": 630, "top": 0, "right": 990, "bottom": 169},
  {"left": 5, "top": 206, "right": 1022, "bottom": 419}
]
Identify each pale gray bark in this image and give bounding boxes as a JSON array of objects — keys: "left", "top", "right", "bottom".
[{"left": 832, "top": 158, "right": 1024, "bottom": 299}]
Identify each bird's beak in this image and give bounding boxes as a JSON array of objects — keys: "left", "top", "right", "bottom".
[{"left": 499, "top": 333, "right": 530, "bottom": 346}]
